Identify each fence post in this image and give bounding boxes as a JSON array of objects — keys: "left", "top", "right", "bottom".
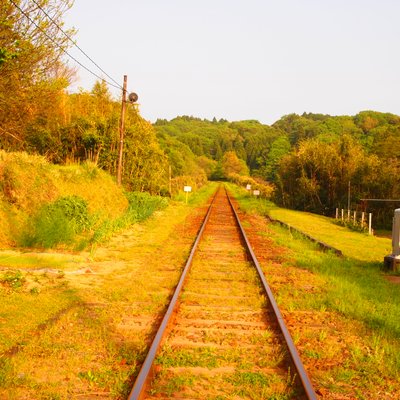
[
  {"left": 361, "top": 212, "right": 365, "bottom": 227},
  {"left": 341, "top": 209, "right": 344, "bottom": 221},
  {"left": 384, "top": 209, "right": 400, "bottom": 271},
  {"left": 347, "top": 209, "right": 350, "bottom": 221},
  {"left": 392, "top": 209, "right": 400, "bottom": 256},
  {"left": 369, "top": 213, "right": 373, "bottom": 235},
  {"left": 335, "top": 208, "right": 338, "bottom": 219},
  {"left": 353, "top": 211, "right": 356, "bottom": 224}
]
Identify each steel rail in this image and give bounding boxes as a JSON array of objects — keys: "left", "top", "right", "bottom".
[
  {"left": 128, "top": 189, "right": 218, "bottom": 400},
  {"left": 226, "top": 188, "right": 318, "bottom": 400}
]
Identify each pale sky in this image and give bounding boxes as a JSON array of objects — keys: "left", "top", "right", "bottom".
[{"left": 64, "top": 0, "right": 400, "bottom": 124}]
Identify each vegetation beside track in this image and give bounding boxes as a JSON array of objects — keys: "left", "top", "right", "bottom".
[
  {"left": 0, "top": 151, "right": 173, "bottom": 250},
  {"left": 227, "top": 183, "right": 391, "bottom": 263},
  {"left": 0, "top": 182, "right": 217, "bottom": 399},
  {"left": 228, "top": 183, "right": 400, "bottom": 398}
]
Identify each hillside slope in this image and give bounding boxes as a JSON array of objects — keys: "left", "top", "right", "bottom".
[{"left": 0, "top": 151, "right": 128, "bottom": 247}]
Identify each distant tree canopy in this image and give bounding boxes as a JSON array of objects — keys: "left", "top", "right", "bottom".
[
  {"left": 1, "top": 0, "right": 400, "bottom": 221},
  {"left": 155, "top": 112, "right": 400, "bottom": 226}
]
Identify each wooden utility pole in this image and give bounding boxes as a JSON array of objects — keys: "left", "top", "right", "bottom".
[{"left": 117, "top": 75, "right": 127, "bottom": 185}]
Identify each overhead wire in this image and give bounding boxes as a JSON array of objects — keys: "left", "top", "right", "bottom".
[
  {"left": 8, "top": 0, "right": 123, "bottom": 91},
  {"left": 29, "top": 0, "right": 123, "bottom": 90}
]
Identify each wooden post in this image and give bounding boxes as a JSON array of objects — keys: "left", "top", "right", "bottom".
[
  {"left": 335, "top": 208, "right": 338, "bottom": 219},
  {"left": 361, "top": 212, "right": 365, "bottom": 227},
  {"left": 347, "top": 209, "right": 350, "bottom": 221},
  {"left": 392, "top": 209, "right": 400, "bottom": 256},
  {"left": 369, "top": 213, "right": 373, "bottom": 235},
  {"left": 353, "top": 211, "right": 356, "bottom": 224},
  {"left": 117, "top": 75, "right": 127, "bottom": 186},
  {"left": 341, "top": 209, "right": 344, "bottom": 221}
]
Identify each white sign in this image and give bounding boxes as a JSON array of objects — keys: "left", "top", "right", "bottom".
[
  {"left": 246, "top": 184, "right": 251, "bottom": 190},
  {"left": 184, "top": 186, "right": 192, "bottom": 192},
  {"left": 253, "top": 190, "right": 260, "bottom": 196}
]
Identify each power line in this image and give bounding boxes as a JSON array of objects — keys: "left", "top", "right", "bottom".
[
  {"left": 8, "top": 0, "right": 122, "bottom": 91},
  {"left": 29, "top": 0, "right": 123, "bottom": 90}
]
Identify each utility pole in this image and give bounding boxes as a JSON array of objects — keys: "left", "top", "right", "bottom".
[{"left": 117, "top": 75, "right": 127, "bottom": 186}]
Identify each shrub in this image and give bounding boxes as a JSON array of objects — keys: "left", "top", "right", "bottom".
[
  {"left": 126, "top": 191, "right": 168, "bottom": 222},
  {"left": 1, "top": 271, "right": 25, "bottom": 290},
  {"left": 90, "top": 192, "right": 169, "bottom": 245},
  {"left": 20, "top": 196, "right": 91, "bottom": 248}
]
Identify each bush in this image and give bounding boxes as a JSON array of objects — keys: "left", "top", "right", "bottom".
[
  {"left": 20, "top": 196, "right": 91, "bottom": 248},
  {"left": 227, "top": 173, "right": 274, "bottom": 199},
  {"left": 126, "top": 191, "right": 168, "bottom": 222},
  {"left": 90, "top": 192, "right": 169, "bottom": 245}
]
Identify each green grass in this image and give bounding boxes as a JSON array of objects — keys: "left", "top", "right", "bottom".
[
  {"left": 226, "top": 183, "right": 391, "bottom": 263},
  {"left": 268, "top": 225, "right": 400, "bottom": 343},
  {"left": 0, "top": 280, "right": 78, "bottom": 353},
  {"left": 228, "top": 182, "right": 400, "bottom": 391}
]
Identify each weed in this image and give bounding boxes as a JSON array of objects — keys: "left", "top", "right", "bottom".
[
  {"left": 126, "top": 191, "right": 168, "bottom": 222},
  {"left": 225, "top": 370, "right": 292, "bottom": 399},
  {"left": 78, "top": 370, "right": 98, "bottom": 385},
  {"left": 303, "top": 349, "right": 322, "bottom": 359},
  {"left": 20, "top": 196, "right": 91, "bottom": 248},
  {"left": 30, "top": 287, "right": 39, "bottom": 295},
  {"left": 318, "top": 330, "right": 328, "bottom": 342},
  {"left": 156, "top": 345, "right": 219, "bottom": 368},
  {"left": 1, "top": 270, "right": 25, "bottom": 290},
  {"left": 163, "top": 374, "right": 195, "bottom": 397},
  {"left": 0, "top": 357, "right": 13, "bottom": 386}
]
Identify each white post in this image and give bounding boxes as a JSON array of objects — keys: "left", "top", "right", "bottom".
[
  {"left": 335, "top": 208, "right": 338, "bottom": 219},
  {"left": 361, "top": 212, "right": 365, "bottom": 227},
  {"left": 341, "top": 209, "right": 344, "bottom": 221},
  {"left": 392, "top": 209, "right": 400, "bottom": 256},
  {"left": 369, "top": 213, "right": 372, "bottom": 235},
  {"left": 353, "top": 211, "right": 356, "bottom": 224},
  {"left": 347, "top": 209, "right": 350, "bottom": 221}
]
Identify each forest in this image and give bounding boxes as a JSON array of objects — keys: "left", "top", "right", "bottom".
[{"left": 1, "top": 0, "right": 400, "bottom": 227}]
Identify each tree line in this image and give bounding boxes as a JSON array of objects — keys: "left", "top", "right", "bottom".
[
  {"left": 2, "top": 1, "right": 400, "bottom": 227},
  {"left": 154, "top": 113, "right": 400, "bottom": 227}
]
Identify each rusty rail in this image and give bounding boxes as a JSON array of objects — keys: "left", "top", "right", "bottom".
[
  {"left": 128, "top": 186, "right": 317, "bottom": 400},
  {"left": 226, "top": 188, "right": 318, "bottom": 400},
  {"left": 128, "top": 189, "right": 218, "bottom": 400}
]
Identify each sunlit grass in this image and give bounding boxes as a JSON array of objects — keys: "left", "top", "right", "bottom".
[
  {"left": 226, "top": 183, "right": 391, "bottom": 263},
  {"left": 0, "top": 183, "right": 218, "bottom": 398},
  {"left": 229, "top": 182, "right": 400, "bottom": 396}
]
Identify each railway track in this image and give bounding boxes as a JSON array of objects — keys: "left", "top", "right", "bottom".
[{"left": 129, "top": 186, "right": 317, "bottom": 399}]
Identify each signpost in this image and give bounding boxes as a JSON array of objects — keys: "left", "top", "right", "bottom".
[
  {"left": 253, "top": 190, "right": 260, "bottom": 197},
  {"left": 184, "top": 186, "right": 192, "bottom": 204},
  {"left": 246, "top": 184, "right": 251, "bottom": 191}
]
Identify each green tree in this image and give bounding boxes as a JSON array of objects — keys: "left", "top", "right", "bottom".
[
  {"left": 0, "top": 0, "right": 75, "bottom": 148},
  {"left": 221, "top": 151, "right": 249, "bottom": 178}
]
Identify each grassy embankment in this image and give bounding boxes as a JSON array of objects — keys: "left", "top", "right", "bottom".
[
  {"left": 0, "top": 151, "right": 173, "bottom": 253},
  {"left": 228, "top": 183, "right": 400, "bottom": 396}
]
